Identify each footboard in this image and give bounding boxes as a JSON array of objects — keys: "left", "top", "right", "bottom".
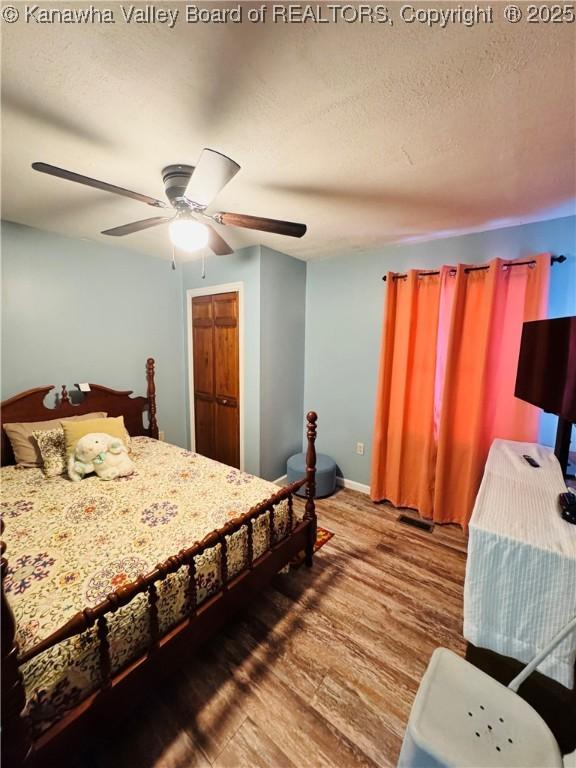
[{"left": 1, "top": 412, "right": 318, "bottom": 768}]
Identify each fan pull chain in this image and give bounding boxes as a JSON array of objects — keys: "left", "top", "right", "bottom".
[
  {"left": 171, "top": 244, "right": 176, "bottom": 271},
  {"left": 202, "top": 253, "right": 206, "bottom": 280}
]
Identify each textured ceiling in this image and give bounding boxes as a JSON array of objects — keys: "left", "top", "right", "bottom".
[{"left": 1, "top": 3, "right": 575, "bottom": 261}]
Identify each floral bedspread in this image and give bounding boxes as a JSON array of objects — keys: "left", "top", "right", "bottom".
[{"left": 0, "top": 437, "right": 294, "bottom": 736}]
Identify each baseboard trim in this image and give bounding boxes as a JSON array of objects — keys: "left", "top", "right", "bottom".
[
  {"left": 336, "top": 477, "right": 370, "bottom": 495},
  {"left": 273, "top": 474, "right": 370, "bottom": 495}
]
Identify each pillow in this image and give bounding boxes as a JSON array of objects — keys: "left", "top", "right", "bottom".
[
  {"left": 63, "top": 416, "right": 131, "bottom": 458},
  {"left": 4, "top": 412, "right": 108, "bottom": 467},
  {"left": 33, "top": 428, "right": 66, "bottom": 478}
]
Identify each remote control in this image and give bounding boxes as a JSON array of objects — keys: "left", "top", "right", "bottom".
[
  {"left": 523, "top": 455, "right": 540, "bottom": 468},
  {"left": 559, "top": 492, "right": 576, "bottom": 525},
  {"left": 559, "top": 491, "right": 576, "bottom": 507}
]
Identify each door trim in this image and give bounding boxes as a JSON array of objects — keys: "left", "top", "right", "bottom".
[{"left": 186, "top": 283, "right": 245, "bottom": 470}]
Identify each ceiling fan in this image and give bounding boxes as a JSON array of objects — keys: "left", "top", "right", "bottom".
[{"left": 31, "top": 149, "right": 307, "bottom": 255}]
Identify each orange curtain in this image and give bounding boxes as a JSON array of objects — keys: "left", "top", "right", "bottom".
[
  {"left": 433, "top": 254, "right": 550, "bottom": 526},
  {"left": 371, "top": 254, "right": 550, "bottom": 528},
  {"left": 370, "top": 269, "right": 442, "bottom": 518}
]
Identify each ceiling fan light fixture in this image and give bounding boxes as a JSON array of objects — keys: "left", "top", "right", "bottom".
[{"left": 169, "top": 217, "right": 209, "bottom": 252}]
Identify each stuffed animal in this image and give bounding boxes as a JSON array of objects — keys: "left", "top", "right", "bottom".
[{"left": 68, "top": 432, "right": 135, "bottom": 482}]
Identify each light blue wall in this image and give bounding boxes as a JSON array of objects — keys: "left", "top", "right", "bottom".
[
  {"left": 181, "top": 245, "right": 307, "bottom": 480},
  {"left": 304, "top": 216, "right": 576, "bottom": 486},
  {"left": 1, "top": 221, "right": 187, "bottom": 447},
  {"left": 260, "top": 247, "right": 306, "bottom": 480},
  {"left": 181, "top": 246, "right": 262, "bottom": 474},
  {"left": 1, "top": 225, "right": 307, "bottom": 480},
  {"left": 3, "top": 215, "right": 574, "bottom": 486}
]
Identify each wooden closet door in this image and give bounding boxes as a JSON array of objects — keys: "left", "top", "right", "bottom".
[
  {"left": 192, "top": 296, "right": 215, "bottom": 460},
  {"left": 191, "top": 292, "right": 240, "bottom": 468},
  {"left": 212, "top": 293, "right": 240, "bottom": 467}
]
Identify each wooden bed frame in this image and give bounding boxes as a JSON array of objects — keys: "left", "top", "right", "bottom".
[{"left": 1, "top": 359, "right": 318, "bottom": 768}]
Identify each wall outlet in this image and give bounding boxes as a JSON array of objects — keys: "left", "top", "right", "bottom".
[
  {"left": 158, "top": 430, "right": 165, "bottom": 441},
  {"left": 356, "top": 442, "right": 364, "bottom": 455}
]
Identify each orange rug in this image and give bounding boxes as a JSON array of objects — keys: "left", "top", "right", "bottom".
[
  {"left": 314, "top": 527, "right": 335, "bottom": 551},
  {"left": 290, "top": 526, "right": 334, "bottom": 567}
]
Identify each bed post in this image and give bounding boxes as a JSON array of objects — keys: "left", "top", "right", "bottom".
[
  {"left": 304, "top": 411, "right": 318, "bottom": 567},
  {"left": 1, "top": 522, "right": 32, "bottom": 768},
  {"left": 146, "top": 357, "right": 159, "bottom": 439}
]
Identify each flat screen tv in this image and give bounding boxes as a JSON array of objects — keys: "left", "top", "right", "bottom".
[{"left": 515, "top": 316, "right": 576, "bottom": 422}]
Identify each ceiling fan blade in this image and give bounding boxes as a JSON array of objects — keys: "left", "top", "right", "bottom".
[
  {"left": 101, "top": 216, "right": 172, "bottom": 236},
  {"left": 32, "top": 162, "right": 168, "bottom": 208},
  {"left": 214, "top": 212, "right": 307, "bottom": 238},
  {"left": 185, "top": 149, "right": 240, "bottom": 208},
  {"left": 204, "top": 223, "right": 234, "bottom": 256}
]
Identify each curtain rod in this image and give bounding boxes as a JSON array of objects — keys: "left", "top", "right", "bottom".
[{"left": 382, "top": 254, "right": 566, "bottom": 281}]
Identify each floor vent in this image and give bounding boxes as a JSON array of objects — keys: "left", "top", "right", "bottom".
[{"left": 397, "top": 514, "right": 434, "bottom": 532}]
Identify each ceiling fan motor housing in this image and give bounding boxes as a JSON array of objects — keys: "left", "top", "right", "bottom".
[{"left": 162, "top": 164, "right": 195, "bottom": 207}]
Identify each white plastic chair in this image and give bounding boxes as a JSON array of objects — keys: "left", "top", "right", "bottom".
[{"left": 398, "top": 616, "right": 576, "bottom": 768}]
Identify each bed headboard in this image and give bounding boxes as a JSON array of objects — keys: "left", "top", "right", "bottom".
[{"left": 0, "top": 358, "right": 159, "bottom": 467}]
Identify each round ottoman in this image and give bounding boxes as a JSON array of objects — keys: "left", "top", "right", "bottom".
[{"left": 286, "top": 452, "right": 337, "bottom": 498}]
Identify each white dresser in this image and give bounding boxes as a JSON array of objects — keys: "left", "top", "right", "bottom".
[{"left": 463, "top": 438, "right": 576, "bottom": 688}]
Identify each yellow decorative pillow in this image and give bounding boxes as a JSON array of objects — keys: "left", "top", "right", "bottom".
[{"left": 63, "top": 417, "right": 131, "bottom": 457}]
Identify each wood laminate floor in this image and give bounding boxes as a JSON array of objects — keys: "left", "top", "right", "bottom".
[{"left": 84, "top": 488, "right": 467, "bottom": 768}]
